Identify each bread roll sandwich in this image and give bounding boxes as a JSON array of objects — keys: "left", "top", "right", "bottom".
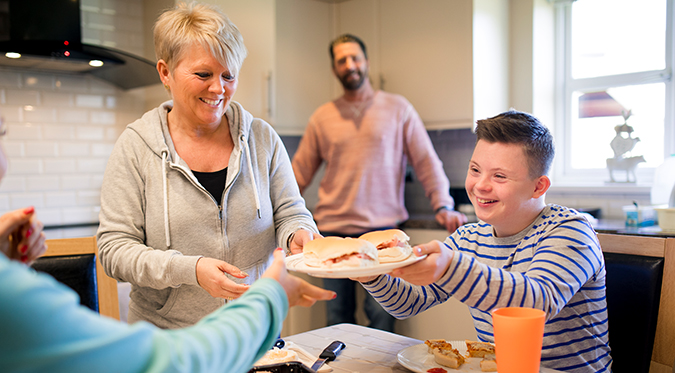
[
  {"left": 303, "top": 236, "right": 379, "bottom": 269},
  {"left": 358, "top": 229, "right": 413, "bottom": 263}
]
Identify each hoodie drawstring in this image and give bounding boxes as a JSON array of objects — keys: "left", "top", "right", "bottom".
[
  {"left": 241, "top": 135, "right": 262, "bottom": 219},
  {"left": 162, "top": 151, "right": 171, "bottom": 248}
]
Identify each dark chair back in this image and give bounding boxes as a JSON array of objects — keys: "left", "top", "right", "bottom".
[
  {"left": 31, "top": 254, "right": 99, "bottom": 312},
  {"left": 604, "top": 252, "right": 664, "bottom": 373}
]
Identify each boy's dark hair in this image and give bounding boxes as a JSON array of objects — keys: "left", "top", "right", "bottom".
[
  {"left": 329, "top": 34, "right": 368, "bottom": 62},
  {"left": 475, "top": 110, "right": 555, "bottom": 178}
]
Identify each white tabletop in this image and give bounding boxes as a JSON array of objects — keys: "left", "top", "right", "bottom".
[
  {"left": 284, "top": 323, "right": 419, "bottom": 372},
  {"left": 284, "top": 323, "right": 564, "bottom": 373}
]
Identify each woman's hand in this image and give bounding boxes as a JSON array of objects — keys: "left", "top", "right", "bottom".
[
  {"left": 288, "top": 229, "right": 322, "bottom": 255},
  {"left": 388, "top": 240, "right": 454, "bottom": 286},
  {"left": 262, "top": 248, "right": 336, "bottom": 307},
  {"left": 196, "top": 257, "right": 251, "bottom": 300},
  {"left": 0, "top": 206, "right": 47, "bottom": 264}
]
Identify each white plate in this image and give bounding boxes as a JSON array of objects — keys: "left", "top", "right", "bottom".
[
  {"left": 398, "top": 341, "right": 490, "bottom": 373},
  {"left": 398, "top": 342, "right": 560, "bottom": 373},
  {"left": 285, "top": 253, "right": 426, "bottom": 278}
]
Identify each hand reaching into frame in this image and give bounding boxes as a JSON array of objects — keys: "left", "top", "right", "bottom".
[
  {"left": 0, "top": 206, "right": 47, "bottom": 265},
  {"left": 262, "top": 248, "right": 336, "bottom": 307}
]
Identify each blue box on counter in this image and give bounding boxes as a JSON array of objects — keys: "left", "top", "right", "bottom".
[{"left": 623, "top": 205, "right": 657, "bottom": 227}]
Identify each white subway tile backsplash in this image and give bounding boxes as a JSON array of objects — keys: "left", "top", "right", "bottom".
[
  {"left": 36, "top": 209, "right": 63, "bottom": 226},
  {"left": 8, "top": 159, "right": 42, "bottom": 175},
  {"left": 76, "top": 94, "right": 105, "bottom": 108},
  {"left": 90, "top": 111, "right": 116, "bottom": 125},
  {"left": 59, "top": 142, "right": 90, "bottom": 157},
  {"left": 55, "top": 75, "right": 89, "bottom": 93},
  {"left": 77, "top": 158, "right": 108, "bottom": 174},
  {"left": 10, "top": 193, "right": 45, "bottom": 209},
  {"left": 26, "top": 176, "right": 60, "bottom": 191},
  {"left": 61, "top": 175, "right": 92, "bottom": 190},
  {"left": 44, "top": 159, "right": 77, "bottom": 174},
  {"left": 1, "top": 106, "right": 22, "bottom": 122},
  {"left": 91, "top": 175, "right": 104, "bottom": 189},
  {"left": 62, "top": 207, "right": 99, "bottom": 224},
  {"left": 78, "top": 190, "right": 101, "bottom": 205},
  {"left": 43, "top": 125, "right": 76, "bottom": 141},
  {"left": 58, "top": 109, "right": 89, "bottom": 124},
  {"left": 25, "top": 142, "right": 58, "bottom": 157},
  {"left": 5, "top": 90, "right": 40, "bottom": 106},
  {"left": 0, "top": 177, "right": 26, "bottom": 193},
  {"left": 8, "top": 124, "right": 42, "bottom": 140},
  {"left": 43, "top": 92, "right": 75, "bottom": 107},
  {"left": 76, "top": 126, "right": 105, "bottom": 141},
  {"left": 0, "top": 0, "right": 149, "bottom": 227},
  {"left": 89, "top": 79, "right": 117, "bottom": 95},
  {"left": 0, "top": 70, "right": 21, "bottom": 88},
  {"left": 105, "top": 96, "right": 117, "bottom": 109},
  {"left": 91, "top": 143, "right": 114, "bottom": 157},
  {"left": 24, "top": 107, "right": 57, "bottom": 123},
  {"left": 0, "top": 195, "right": 10, "bottom": 211},
  {"left": 1, "top": 142, "right": 24, "bottom": 157},
  {"left": 46, "top": 192, "right": 78, "bottom": 207},
  {"left": 22, "top": 73, "right": 55, "bottom": 90}
]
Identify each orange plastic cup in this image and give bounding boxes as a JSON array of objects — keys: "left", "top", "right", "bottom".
[{"left": 492, "top": 307, "right": 546, "bottom": 373}]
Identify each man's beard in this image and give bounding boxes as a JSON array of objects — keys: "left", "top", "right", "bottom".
[{"left": 339, "top": 69, "right": 367, "bottom": 91}]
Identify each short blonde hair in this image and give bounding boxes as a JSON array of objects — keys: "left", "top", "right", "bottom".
[{"left": 153, "top": 2, "right": 247, "bottom": 75}]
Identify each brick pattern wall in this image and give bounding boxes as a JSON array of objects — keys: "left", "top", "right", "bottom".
[{"left": 0, "top": 0, "right": 148, "bottom": 236}]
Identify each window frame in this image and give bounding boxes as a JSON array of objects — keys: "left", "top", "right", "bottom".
[{"left": 552, "top": 0, "right": 675, "bottom": 186}]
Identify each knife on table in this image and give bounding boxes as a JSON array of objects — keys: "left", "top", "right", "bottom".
[{"left": 310, "top": 340, "right": 346, "bottom": 372}]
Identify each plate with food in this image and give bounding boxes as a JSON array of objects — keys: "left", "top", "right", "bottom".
[
  {"left": 397, "top": 340, "right": 497, "bottom": 372},
  {"left": 286, "top": 229, "right": 425, "bottom": 278}
]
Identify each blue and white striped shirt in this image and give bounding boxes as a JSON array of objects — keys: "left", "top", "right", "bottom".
[{"left": 363, "top": 204, "right": 612, "bottom": 372}]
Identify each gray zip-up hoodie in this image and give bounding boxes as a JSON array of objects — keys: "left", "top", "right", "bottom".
[{"left": 97, "top": 100, "right": 317, "bottom": 329}]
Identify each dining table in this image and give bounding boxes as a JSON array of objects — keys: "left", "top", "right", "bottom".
[{"left": 283, "top": 323, "right": 565, "bottom": 373}]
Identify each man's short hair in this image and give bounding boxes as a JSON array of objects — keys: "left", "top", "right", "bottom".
[
  {"left": 474, "top": 110, "right": 555, "bottom": 179},
  {"left": 329, "top": 34, "right": 368, "bottom": 61}
]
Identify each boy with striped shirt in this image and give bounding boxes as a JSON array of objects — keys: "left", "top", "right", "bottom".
[{"left": 356, "top": 110, "right": 612, "bottom": 372}]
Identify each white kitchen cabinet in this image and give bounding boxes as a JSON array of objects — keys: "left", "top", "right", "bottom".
[
  {"left": 205, "top": 0, "right": 495, "bottom": 134},
  {"left": 198, "top": 0, "right": 276, "bottom": 123},
  {"left": 200, "top": 0, "right": 335, "bottom": 135},
  {"left": 336, "top": 0, "right": 475, "bottom": 130}
]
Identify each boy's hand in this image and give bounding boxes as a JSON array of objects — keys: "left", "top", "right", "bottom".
[{"left": 388, "top": 240, "right": 454, "bottom": 286}]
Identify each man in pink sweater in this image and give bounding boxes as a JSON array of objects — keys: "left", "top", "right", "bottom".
[{"left": 291, "top": 34, "right": 466, "bottom": 331}]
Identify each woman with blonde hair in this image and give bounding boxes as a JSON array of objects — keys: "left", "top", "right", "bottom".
[{"left": 97, "top": 2, "right": 320, "bottom": 328}]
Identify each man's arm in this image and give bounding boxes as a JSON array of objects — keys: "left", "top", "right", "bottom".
[
  {"left": 400, "top": 105, "right": 467, "bottom": 232},
  {"left": 291, "top": 118, "right": 323, "bottom": 195}
]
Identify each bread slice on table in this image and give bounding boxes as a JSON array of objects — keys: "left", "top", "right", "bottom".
[
  {"left": 479, "top": 353, "right": 497, "bottom": 372},
  {"left": 424, "top": 339, "right": 465, "bottom": 369},
  {"left": 465, "top": 340, "right": 495, "bottom": 358}
]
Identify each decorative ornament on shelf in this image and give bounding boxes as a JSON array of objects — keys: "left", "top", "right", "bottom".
[{"left": 606, "top": 109, "right": 645, "bottom": 183}]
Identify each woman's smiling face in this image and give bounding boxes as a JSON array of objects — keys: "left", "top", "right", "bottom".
[
  {"left": 161, "top": 43, "right": 238, "bottom": 128},
  {"left": 465, "top": 140, "right": 548, "bottom": 237}
]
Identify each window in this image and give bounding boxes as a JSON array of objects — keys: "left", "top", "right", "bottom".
[{"left": 554, "top": 0, "right": 673, "bottom": 185}]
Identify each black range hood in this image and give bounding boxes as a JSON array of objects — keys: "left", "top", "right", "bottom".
[{"left": 0, "top": 0, "right": 160, "bottom": 90}]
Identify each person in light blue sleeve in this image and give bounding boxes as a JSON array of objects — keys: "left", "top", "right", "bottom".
[
  {"left": 0, "top": 113, "right": 336, "bottom": 373},
  {"left": 355, "top": 110, "right": 613, "bottom": 372},
  {"left": 0, "top": 247, "right": 333, "bottom": 373}
]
